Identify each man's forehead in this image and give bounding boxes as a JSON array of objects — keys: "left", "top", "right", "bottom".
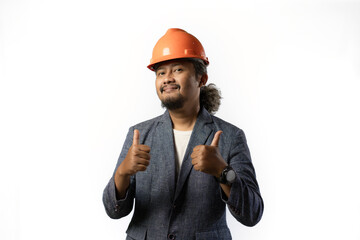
[{"left": 156, "top": 59, "right": 192, "bottom": 70}]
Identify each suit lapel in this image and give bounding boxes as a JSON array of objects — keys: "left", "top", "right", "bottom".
[
  {"left": 174, "top": 108, "right": 214, "bottom": 202},
  {"left": 156, "top": 110, "right": 177, "bottom": 202}
]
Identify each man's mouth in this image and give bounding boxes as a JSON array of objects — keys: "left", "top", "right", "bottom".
[{"left": 160, "top": 84, "right": 180, "bottom": 93}]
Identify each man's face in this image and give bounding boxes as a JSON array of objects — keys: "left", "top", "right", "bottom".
[{"left": 155, "top": 60, "right": 201, "bottom": 110}]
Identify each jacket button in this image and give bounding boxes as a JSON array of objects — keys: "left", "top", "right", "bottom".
[{"left": 168, "top": 233, "right": 175, "bottom": 239}]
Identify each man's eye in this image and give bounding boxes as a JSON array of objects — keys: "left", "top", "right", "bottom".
[
  {"left": 157, "top": 72, "right": 165, "bottom": 76},
  {"left": 175, "top": 68, "right": 183, "bottom": 72}
]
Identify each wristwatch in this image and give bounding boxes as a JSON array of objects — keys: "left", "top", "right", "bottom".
[{"left": 217, "top": 166, "right": 236, "bottom": 185}]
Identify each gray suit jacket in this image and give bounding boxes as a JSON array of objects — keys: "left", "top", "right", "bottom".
[{"left": 103, "top": 108, "right": 263, "bottom": 240}]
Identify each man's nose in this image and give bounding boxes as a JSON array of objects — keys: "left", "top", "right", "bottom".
[{"left": 163, "top": 73, "right": 175, "bottom": 84}]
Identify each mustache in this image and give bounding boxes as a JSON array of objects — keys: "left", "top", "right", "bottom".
[{"left": 160, "top": 84, "right": 180, "bottom": 93}]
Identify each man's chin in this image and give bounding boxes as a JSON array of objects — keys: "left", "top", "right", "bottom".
[{"left": 161, "top": 98, "right": 185, "bottom": 110}]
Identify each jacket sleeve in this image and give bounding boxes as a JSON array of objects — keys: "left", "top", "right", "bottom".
[
  {"left": 221, "top": 129, "right": 264, "bottom": 226},
  {"left": 102, "top": 127, "right": 136, "bottom": 219}
]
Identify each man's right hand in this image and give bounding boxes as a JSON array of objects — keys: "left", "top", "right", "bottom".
[
  {"left": 117, "top": 129, "right": 151, "bottom": 177},
  {"left": 114, "top": 129, "right": 150, "bottom": 199}
]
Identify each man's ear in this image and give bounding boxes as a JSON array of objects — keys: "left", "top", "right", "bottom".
[{"left": 199, "top": 74, "right": 208, "bottom": 87}]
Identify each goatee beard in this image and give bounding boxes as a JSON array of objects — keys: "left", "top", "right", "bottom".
[{"left": 161, "top": 95, "right": 185, "bottom": 110}]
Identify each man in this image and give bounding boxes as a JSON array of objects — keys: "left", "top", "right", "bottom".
[{"left": 103, "top": 28, "right": 263, "bottom": 240}]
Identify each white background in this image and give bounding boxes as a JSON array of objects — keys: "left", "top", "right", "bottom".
[{"left": 1, "top": 0, "right": 359, "bottom": 239}]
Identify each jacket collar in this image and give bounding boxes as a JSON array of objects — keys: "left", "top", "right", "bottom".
[{"left": 159, "top": 107, "right": 213, "bottom": 125}]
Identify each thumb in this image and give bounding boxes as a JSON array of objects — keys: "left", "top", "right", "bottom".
[
  {"left": 211, "top": 130, "right": 223, "bottom": 147},
  {"left": 133, "top": 129, "right": 140, "bottom": 146}
]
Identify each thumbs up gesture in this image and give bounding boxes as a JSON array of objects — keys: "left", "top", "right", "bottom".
[
  {"left": 190, "top": 130, "right": 227, "bottom": 178},
  {"left": 116, "top": 129, "right": 151, "bottom": 177}
]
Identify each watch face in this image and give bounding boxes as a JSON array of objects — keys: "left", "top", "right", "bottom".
[{"left": 226, "top": 170, "right": 236, "bottom": 183}]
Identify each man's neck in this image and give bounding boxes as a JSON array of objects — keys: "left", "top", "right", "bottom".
[{"left": 168, "top": 104, "right": 200, "bottom": 131}]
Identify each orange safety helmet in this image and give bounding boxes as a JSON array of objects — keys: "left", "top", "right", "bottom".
[{"left": 147, "top": 28, "right": 209, "bottom": 71}]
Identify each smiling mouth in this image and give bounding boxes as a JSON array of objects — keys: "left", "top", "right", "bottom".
[{"left": 160, "top": 84, "right": 180, "bottom": 93}]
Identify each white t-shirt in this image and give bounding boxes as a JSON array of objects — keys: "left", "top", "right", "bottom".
[{"left": 173, "top": 129, "right": 192, "bottom": 175}]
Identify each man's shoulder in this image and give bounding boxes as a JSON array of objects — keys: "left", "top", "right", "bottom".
[
  {"left": 209, "top": 114, "right": 248, "bottom": 147},
  {"left": 131, "top": 112, "right": 165, "bottom": 130},
  {"left": 210, "top": 114, "right": 244, "bottom": 135}
]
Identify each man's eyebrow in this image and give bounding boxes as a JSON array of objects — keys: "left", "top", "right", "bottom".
[
  {"left": 156, "top": 63, "right": 183, "bottom": 71},
  {"left": 171, "top": 63, "right": 183, "bottom": 67},
  {"left": 156, "top": 66, "right": 164, "bottom": 71}
]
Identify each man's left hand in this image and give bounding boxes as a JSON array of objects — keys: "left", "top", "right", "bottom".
[{"left": 191, "top": 130, "right": 227, "bottom": 178}]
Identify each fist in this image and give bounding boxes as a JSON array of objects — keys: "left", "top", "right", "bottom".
[
  {"left": 191, "top": 130, "right": 227, "bottom": 178},
  {"left": 117, "top": 129, "right": 151, "bottom": 177}
]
